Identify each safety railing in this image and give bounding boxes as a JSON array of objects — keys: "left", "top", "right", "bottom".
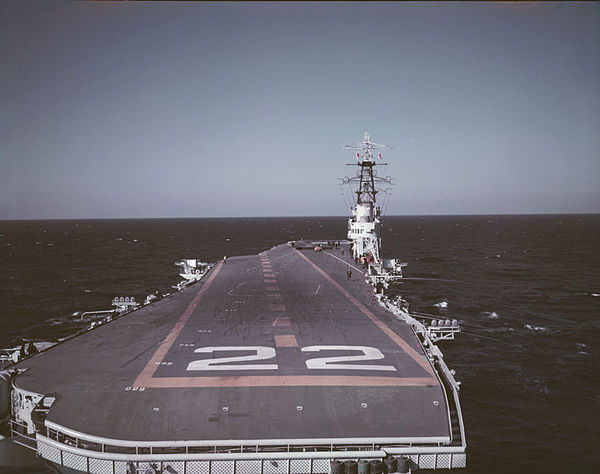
[
  {"left": 36, "top": 432, "right": 467, "bottom": 473},
  {"left": 10, "top": 419, "right": 37, "bottom": 451}
]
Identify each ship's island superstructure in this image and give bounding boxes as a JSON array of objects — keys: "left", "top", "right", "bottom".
[{"left": 0, "top": 132, "right": 466, "bottom": 473}]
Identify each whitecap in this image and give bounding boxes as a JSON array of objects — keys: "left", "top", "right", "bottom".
[
  {"left": 591, "top": 293, "right": 600, "bottom": 297},
  {"left": 482, "top": 311, "right": 499, "bottom": 319},
  {"left": 132, "top": 239, "right": 138, "bottom": 242},
  {"left": 524, "top": 324, "right": 547, "bottom": 332},
  {"left": 495, "top": 254, "right": 501, "bottom": 258},
  {"left": 84, "top": 289, "right": 92, "bottom": 293},
  {"left": 576, "top": 343, "right": 588, "bottom": 350},
  {"left": 47, "top": 243, "right": 55, "bottom": 246},
  {"left": 116, "top": 238, "right": 123, "bottom": 241},
  {"left": 434, "top": 301, "right": 448, "bottom": 309}
]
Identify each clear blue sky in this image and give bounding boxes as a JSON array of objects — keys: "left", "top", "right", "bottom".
[{"left": 1, "top": 1, "right": 599, "bottom": 218}]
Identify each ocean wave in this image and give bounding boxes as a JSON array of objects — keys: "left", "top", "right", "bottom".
[
  {"left": 524, "top": 323, "right": 548, "bottom": 332},
  {"left": 483, "top": 311, "right": 499, "bottom": 319},
  {"left": 498, "top": 327, "right": 515, "bottom": 332},
  {"left": 434, "top": 301, "right": 448, "bottom": 309}
]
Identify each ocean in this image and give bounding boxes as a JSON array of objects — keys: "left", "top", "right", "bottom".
[{"left": 1, "top": 215, "right": 599, "bottom": 473}]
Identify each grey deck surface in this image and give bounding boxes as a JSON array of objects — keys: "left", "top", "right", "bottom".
[{"left": 15, "top": 243, "right": 450, "bottom": 443}]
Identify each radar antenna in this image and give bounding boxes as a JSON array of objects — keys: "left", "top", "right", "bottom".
[{"left": 341, "top": 130, "right": 394, "bottom": 206}]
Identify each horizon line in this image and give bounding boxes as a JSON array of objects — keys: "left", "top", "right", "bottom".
[{"left": 1, "top": 211, "right": 599, "bottom": 222}]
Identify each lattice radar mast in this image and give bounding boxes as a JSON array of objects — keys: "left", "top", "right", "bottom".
[{"left": 341, "top": 131, "right": 393, "bottom": 262}]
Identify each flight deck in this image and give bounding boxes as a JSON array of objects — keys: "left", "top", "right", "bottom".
[{"left": 13, "top": 243, "right": 450, "bottom": 445}]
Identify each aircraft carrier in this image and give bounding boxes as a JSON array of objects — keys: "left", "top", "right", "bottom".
[{"left": 0, "top": 132, "right": 466, "bottom": 473}]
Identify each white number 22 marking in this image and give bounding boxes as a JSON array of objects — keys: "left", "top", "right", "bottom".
[
  {"left": 301, "top": 345, "right": 397, "bottom": 371},
  {"left": 187, "top": 346, "right": 278, "bottom": 371}
]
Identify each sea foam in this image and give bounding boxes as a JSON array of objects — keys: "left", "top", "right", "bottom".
[{"left": 524, "top": 324, "right": 548, "bottom": 332}]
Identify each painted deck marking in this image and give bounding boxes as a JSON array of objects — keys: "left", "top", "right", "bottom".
[
  {"left": 323, "top": 251, "right": 363, "bottom": 273},
  {"left": 295, "top": 249, "right": 436, "bottom": 377},
  {"left": 272, "top": 317, "right": 291, "bottom": 327},
  {"left": 142, "top": 375, "right": 436, "bottom": 388},
  {"left": 135, "top": 251, "right": 437, "bottom": 388},
  {"left": 265, "top": 285, "right": 279, "bottom": 291},
  {"left": 275, "top": 335, "right": 298, "bottom": 347}
]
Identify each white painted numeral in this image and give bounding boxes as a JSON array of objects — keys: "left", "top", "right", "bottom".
[
  {"left": 187, "top": 346, "right": 278, "bottom": 371},
  {"left": 301, "top": 345, "right": 397, "bottom": 371}
]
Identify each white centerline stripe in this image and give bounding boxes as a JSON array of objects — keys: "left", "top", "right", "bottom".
[{"left": 323, "top": 251, "right": 363, "bottom": 273}]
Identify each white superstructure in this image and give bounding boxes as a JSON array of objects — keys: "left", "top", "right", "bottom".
[{"left": 342, "top": 131, "right": 406, "bottom": 288}]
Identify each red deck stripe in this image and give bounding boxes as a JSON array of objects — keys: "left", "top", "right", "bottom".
[
  {"left": 134, "top": 262, "right": 224, "bottom": 387},
  {"left": 275, "top": 335, "right": 298, "bottom": 347},
  {"left": 142, "top": 375, "right": 437, "bottom": 388}
]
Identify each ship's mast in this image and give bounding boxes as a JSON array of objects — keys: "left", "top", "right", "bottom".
[{"left": 341, "top": 131, "right": 393, "bottom": 263}]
